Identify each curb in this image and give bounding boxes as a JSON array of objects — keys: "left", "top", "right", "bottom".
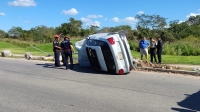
[{"left": 136, "top": 67, "right": 200, "bottom": 76}]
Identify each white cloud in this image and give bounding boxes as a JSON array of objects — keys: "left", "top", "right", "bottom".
[
  {"left": 81, "top": 17, "right": 91, "bottom": 23},
  {"left": 87, "top": 15, "right": 103, "bottom": 18},
  {"left": 179, "top": 21, "right": 184, "bottom": 24},
  {"left": 62, "top": 8, "right": 78, "bottom": 15},
  {"left": 112, "top": 17, "right": 120, "bottom": 22},
  {"left": 164, "top": 25, "right": 169, "bottom": 28},
  {"left": 8, "top": 0, "right": 36, "bottom": 7},
  {"left": 186, "top": 9, "right": 200, "bottom": 18},
  {"left": 81, "top": 15, "right": 103, "bottom": 28},
  {"left": 123, "top": 17, "right": 138, "bottom": 24},
  {"left": 0, "top": 12, "right": 6, "bottom": 16},
  {"left": 104, "top": 18, "right": 107, "bottom": 21},
  {"left": 186, "top": 13, "right": 200, "bottom": 18},
  {"left": 137, "top": 11, "right": 144, "bottom": 14},
  {"left": 86, "top": 21, "right": 101, "bottom": 27},
  {"left": 112, "top": 16, "right": 138, "bottom": 24},
  {"left": 81, "top": 18, "right": 100, "bottom": 27}
]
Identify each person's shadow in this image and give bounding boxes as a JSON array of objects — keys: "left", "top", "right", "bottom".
[
  {"left": 35, "top": 63, "right": 113, "bottom": 75},
  {"left": 171, "top": 90, "right": 200, "bottom": 112}
]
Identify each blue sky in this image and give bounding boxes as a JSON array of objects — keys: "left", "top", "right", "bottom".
[{"left": 0, "top": 0, "right": 200, "bottom": 32}]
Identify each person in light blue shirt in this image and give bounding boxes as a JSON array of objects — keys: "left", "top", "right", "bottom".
[{"left": 139, "top": 37, "right": 150, "bottom": 60}]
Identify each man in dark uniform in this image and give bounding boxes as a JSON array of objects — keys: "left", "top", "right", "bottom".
[
  {"left": 157, "top": 37, "right": 163, "bottom": 64},
  {"left": 53, "top": 34, "right": 61, "bottom": 67},
  {"left": 61, "top": 37, "right": 66, "bottom": 66},
  {"left": 61, "top": 36, "right": 75, "bottom": 70}
]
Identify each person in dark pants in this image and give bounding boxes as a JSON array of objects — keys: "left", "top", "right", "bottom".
[
  {"left": 157, "top": 37, "right": 163, "bottom": 64},
  {"left": 53, "top": 34, "right": 61, "bottom": 67},
  {"left": 61, "top": 36, "right": 75, "bottom": 70},
  {"left": 61, "top": 38, "right": 66, "bottom": 66},
  {"left": 150, "top": 37, "right": 157, "bottom": 63}
]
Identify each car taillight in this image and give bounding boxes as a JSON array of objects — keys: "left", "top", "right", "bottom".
[
  {"left": 118, "top": 69, "right": 124, "bottom": 75},
  {"left": 107, "top": 37, "right": 115, "bottom": 45}
]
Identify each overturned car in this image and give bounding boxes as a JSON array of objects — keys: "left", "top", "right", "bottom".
[{"left": 75, "top": 31, "right": 135, "bottom": 75}]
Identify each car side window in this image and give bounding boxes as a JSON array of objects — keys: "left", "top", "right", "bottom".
[
  {"left": 86, "top": 39, "right": 92, "bottom": 45},
  {"left": 86, "top": 39, "right": 100, "bottom": 46}
]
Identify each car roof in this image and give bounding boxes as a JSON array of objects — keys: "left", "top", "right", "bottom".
[
  {"left": 86, "top": 30, "right": 128, "bottom": 40},
  {"left": 87, "top": 32, "right": 119, "bottom": 40}
]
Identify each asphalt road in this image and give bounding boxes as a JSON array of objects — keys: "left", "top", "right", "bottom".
[{"left": 0, "top": 57, "right": 200, "bottom": 112}]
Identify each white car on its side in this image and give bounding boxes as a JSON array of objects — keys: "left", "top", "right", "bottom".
[{"left": 75, "top": 31, "right": 135, "bottom": 75}]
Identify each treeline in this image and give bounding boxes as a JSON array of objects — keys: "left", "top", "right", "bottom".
[{"left": 0, "top": 14, "right": 200, "bottom": 55}]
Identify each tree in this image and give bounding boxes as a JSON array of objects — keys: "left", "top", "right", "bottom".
[
  {"left": 0, "top": 30, "right": 7, "bottom": 38},
  {"left": 114, "top": 25, "right": 132, "bottom": 32},
  {"left": 56, "top": 23, "right": 69, "bottom": 36},
  {"left": 168, "top": 20, "right": 190, "bottom": 39},
  {"left": 29, "top": 25, "right": 56, "bottom": 43},
  {"left": 68, "top": 18, "right": 82, "bottom": 37},
  {"left": 8, "top": 27, "right": 23, "bottom": 38},
  {"left": 56, "top": 18, "right": 83, "bottom": 37},
  {"left": 80, "top": 28, "right": 90, "bottom": 37},
  {"left": 135, "top": 14, "right": 167, "bottom": 30},
  {"left": 89, "top": 25, "right": 99, "bottom": 34},
  {"left": 135, "top": 14, "right": 167, "bottom": 39},
  {"left": 186, "top": 15, "right": 200, "bottom": 26}
]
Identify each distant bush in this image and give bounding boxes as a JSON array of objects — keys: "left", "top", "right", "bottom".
[
  {"left": 163, "top": 36, "right": 200, "bottom": 56},
  {"left": 129, "top": 40, "right": 139, "bottom": 51},
  {"left": 0, "top": 38, "right": 32, "bottom": 48}
]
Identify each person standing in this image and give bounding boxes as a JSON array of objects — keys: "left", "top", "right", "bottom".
[
  {"left": 53, "top": 34, "right": 61, "bottom": 67},
  {"left": 157, "top": 37, "right": 163, "bottom": 64},
  {"left": 61, "top": 36, "right": 75, "bottom": 70},
  {"left": 150, "top": 37, "right": 157, "bottom": 63},
  {"left": 61, "top": 37, "right": 66, "bottom": 66},
  {"left": 139, "top": 37, "right": 150, "bottom": 60}
]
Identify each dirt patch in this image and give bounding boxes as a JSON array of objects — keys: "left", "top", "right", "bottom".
[
  {"left": 136, "top": 60, "right": 181, "bottom": 70},
  {"left": 133, "top": 59, "right": 200, "bottom": 76}
]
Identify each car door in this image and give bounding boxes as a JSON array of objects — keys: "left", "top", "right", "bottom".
[{"left": 99, "top": 41, "right": 116, "bottom": 74}]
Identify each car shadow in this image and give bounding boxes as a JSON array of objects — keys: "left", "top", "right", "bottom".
[
  {"left": 35, "top": 63, "right": 113, "bottom": 75},
  {"left": 171, "top": 90, "right": 200, "bottom": 112}
]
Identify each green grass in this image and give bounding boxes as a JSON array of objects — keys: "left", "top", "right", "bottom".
[
  {"left": 131, "top": 50, "right": 200, "bottom": 65},
  {"left": 0, "top": 41, "right": 27, "bottom": 54},
  {"left": 0, "top": 41, "right": 78, "bottom": 58},
  {"left": 1, "top": 40, "right": 200, "bottom": 65},
  {"left": 162, "top": 55, "right": 200, "bottom": 65}
]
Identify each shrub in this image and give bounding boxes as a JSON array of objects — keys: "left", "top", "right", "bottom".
[
  {"left": 1, "top": 38, "right": 30, "bottom": 48},
  {"left": 128, "top": 41, "right": 139, "bottom": 51},
  {"left": 162, "top": 36, "right": 200, "bottom": 56}
]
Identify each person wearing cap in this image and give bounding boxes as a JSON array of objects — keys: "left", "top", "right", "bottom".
[
  {"left": 53, "top": 34, "right": 61, "bottom": 67},
  {"left": 157, "top": 37, "right": 163, "bottom": 64},
  {"left": 61, "top": 36, "right": 75, "bottom": 70}
]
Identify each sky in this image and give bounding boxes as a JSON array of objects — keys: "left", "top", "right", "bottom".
[{"left": 0, "top": 0, "right": 200, "bottom": 32}]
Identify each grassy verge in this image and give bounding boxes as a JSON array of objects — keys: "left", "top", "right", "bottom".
[
  {"left": 1, "top": 39, "right": 200, "bottom": 65},
  {"left": 0, "top": 41, "right": 78, "bottom": 58},
  {"left": 131, "top": 51, "right": 200, "bottom": 65}
]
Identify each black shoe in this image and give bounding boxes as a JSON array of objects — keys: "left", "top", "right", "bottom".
[{"left": 55, "top": 65, "right": 61, "bottom": 67}]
